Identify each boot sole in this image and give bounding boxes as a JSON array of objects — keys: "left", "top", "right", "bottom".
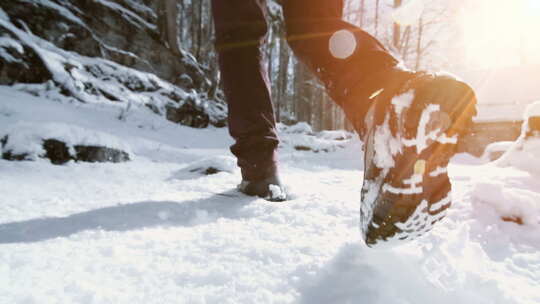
[{"left": 361, "top": 75, "right": 477, "bottom": 248}]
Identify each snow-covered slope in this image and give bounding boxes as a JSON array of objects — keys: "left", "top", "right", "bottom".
[
  {"left": 0, "top": 1, "right": 227, "bottom": 128},
  {"left": 1, "top": 88, "right": 539, "bottom": 303}
]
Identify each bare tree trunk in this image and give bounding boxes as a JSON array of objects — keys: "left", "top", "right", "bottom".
[
  {"left": 360, "top": 0, "right": 366, "bottom": 28},
  {"left": 323, "top": 94, "right": 333, "bottom": 130},
  {"left": 196, "top": 0, "right": 204, "bottom": 58},
  {"left": 266, "top": 29, "right": 275, "bottom": 99},
  {"left": 401, "top": 26, "right": 411, "bottom": 61},
  {"left": 158, "top": 0, "right": 181, "bottom": 56},
  {"left": 393, "top": 0, "right": 402, "bottom": 50},
  {"left": 277, "top": 38, "right": 290, "bottom": 123},
  {"left": 415, "top": 16, "right": 424, "bottom": 70},
  {"left": 190, "top": 0, "right": 199, "bottom": 57},
  {"left": 294, "top": 62, "right": 305, "bottom": 122},
  {"left": 375, "top": 0, "right": 380, "bottom": 37}
]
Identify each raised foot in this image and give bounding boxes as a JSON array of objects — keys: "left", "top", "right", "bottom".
[{"left": 361, "top": 72, "right": 477, "bottom": 248}]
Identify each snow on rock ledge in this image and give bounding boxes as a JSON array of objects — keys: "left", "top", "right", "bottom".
[
  {"left": 1, "top": 122, "right": 131, "bottom": 164},
  {"left": 0, "top": 2, "right": 227, "bottom": 128}
]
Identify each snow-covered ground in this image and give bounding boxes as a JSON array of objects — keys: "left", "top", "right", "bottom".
[{"left": 1, "top": 87, "right": 539, "bottom": 303}]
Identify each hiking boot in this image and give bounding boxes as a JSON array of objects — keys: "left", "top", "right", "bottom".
[
  {"left": 360, "top": 70, "right": 477, "bottom": 247},
  {"left": 238, "top": 174, "right": 287, "bottom": 202}
]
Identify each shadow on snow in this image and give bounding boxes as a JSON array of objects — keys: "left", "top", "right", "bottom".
[{"left": 0, "top": 191, "right": 255, "bottom": 244}]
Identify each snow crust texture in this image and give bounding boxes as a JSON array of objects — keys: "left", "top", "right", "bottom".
[{"left": 1, "top": 87, "right": 540, "bottom": 303}]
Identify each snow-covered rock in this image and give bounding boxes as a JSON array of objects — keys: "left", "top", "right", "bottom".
[
  {"left": 279, "top": 122, "right": 314, "bottom": 135},
  {"left": 278, "top": 122, "right": 356, "bottom": 153},
  {"left": 1, "top": 122, "right": 131, "bottom": 164},
  {"left": 0, "top": 0, "right": 206, "bottom": 88},
  {"left": 174, "top": 155, "right": 237, "bottom": 178}
]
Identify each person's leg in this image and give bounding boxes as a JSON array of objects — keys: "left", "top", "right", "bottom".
[
  {"left": 282, "top": 1, "right": 477, "bottom": 246},
  {"left": 211, "top": 0, "right": 278, "bottom": 183},
  {"left": 282, "top": 0, "right": 400, "bottom": 135}
]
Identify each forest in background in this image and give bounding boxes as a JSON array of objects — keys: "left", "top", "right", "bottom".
[
  {"left": 174, "top": 0, "right": 459, "bottom": 131},
  {"left": 0, "top": 0, "right": 467, "bottom": 131}
]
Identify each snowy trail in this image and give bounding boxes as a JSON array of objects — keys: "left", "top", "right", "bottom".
[
  {"left": 1, "top": 89, "right": 540, "bottom": 303},
  {"left": 0, "top": 158, "right": 362, "bottom": 303},
  {"left": 2, "top": 153, "right": 539, "bottom": 303}
]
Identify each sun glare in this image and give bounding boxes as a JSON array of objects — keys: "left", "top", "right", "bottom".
[
  {"left": 458, "top": 0, "right": 540, "bottom": 69},
  {"left": 526, "top": 0, "right": 540, "bottom": 10}
]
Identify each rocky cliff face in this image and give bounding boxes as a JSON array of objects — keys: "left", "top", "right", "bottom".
[{"left": 0, "top": 0, "right": 226, "bottom": 128}]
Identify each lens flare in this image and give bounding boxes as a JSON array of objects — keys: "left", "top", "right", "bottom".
[{"left": 329, "top": 30, "right": 357, "bottom": 59}]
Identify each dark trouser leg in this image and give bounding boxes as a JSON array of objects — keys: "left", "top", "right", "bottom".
[
  {"left": 282, "top": 0, "right": 399, "bottom": 133},
  {"left": 211, "top": 0, "right": 278, "bottom": 181}
]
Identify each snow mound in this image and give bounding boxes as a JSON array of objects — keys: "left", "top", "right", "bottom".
[
  {"left": 317, "top": 130, "right": 353, "bottom": 141},
  {"left": 500, "top": 137, "right": 540, "bottom": 175},
  {"left": 495, "top": 101, "right": 540, "bottom": 175},
  {"left": 279, "top": 122, "right": 314, "bottom": 135},
  {"left": 1, "top": 121, "right": 131, "bottom": 161},
  {"left": 525, "top": 100, "right": 540, "bottom": 118},
  {"left": 472, "top": 181, "right": 540, "bottom": 226},
  {"left": 469, "top": 102, "right": 540, "bottom": 226},
  {"left": 175, "top": 155, "right": 237, "bottom": 177},
  {"left": 481, "top": 141, "right": 513, "bottom": 162},
  {"left": 278, "top": 123, "right": 355, "bottom": 153}
]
